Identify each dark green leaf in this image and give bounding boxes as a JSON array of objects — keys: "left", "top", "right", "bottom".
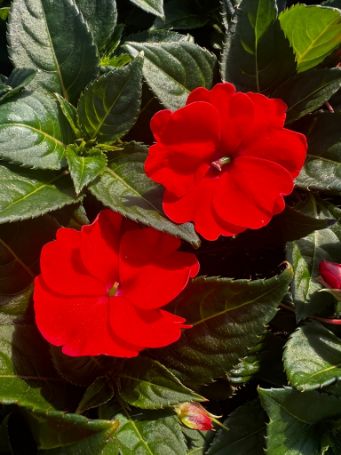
[
  {"left": 51, "top": 347, "right": 110, "bottom": 387},
  {"left": 119, "top": 358, "right": 204, "bottom": 409},
  {"left": 78, "top": 56, "right": 143, "bottom": 142},
  {"left": 0, "top": 164, "right": 78, "bottom": 224},
  {"left": 0, "top": 215, "right": 59, "bottom": 295},
  {"left": 124, "top": 39, "right": 216, "bottom": 109},
  {"left": 75, "top": 0, "right": 117, "bottom": 50},
  {"left": 222, "top": 0, "right": 295, "bottom": 92},
  {"left": 76, "top": 377, "right": 115, "bottom": 414},
  {"left": 153, "top": 0, "right": 210, "bottom": 30},
  {"left": 66, "top": 146, "right": 107, "bottom": 194},
  {"left": 284, "top": 321, "right": 341, "bottom": 391},
  {"left": 151, "top": 265, "right": 293, "bottom": 387},
  {"left": 113, "top": 409, "right": 187, "bottom": 455},
  {"left": 296, "top": 113, "right": 341, "bottom": 193},
  {"left": 0, "top": 92, "right": 73, "bottom": 169},
  {"left": 259, "top": 387, "right": 341, "bottom": 455},
  {"left": 9, "top": 0, "right": 98, "bottom": 102},
  {"left": 273, "top": 68, "right": 341, "bottom": 124},
  {"left": 89, "top": 142, "right": 200, "bottom": 247},
  {"left": 129, "top": 0, "right": 164, "bottom": 18},
  {"left": 0, "top": 68, "right": 36, "bottom": 103},
  {"left": 208, "top": 400, "right": 266, "bottom": 455},
  {"left": 279, "top": 4, "right": 341, "bottom": 73},
  {"left": 287, "top": 196, "right": 341, "bottom": 320}
]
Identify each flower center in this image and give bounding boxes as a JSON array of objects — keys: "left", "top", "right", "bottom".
[
  {"left": 108, "top": 281, "right": 120, "bottom": 297},
  {"left": 211, "top": 156, "right": 231, "bottom": 172}
]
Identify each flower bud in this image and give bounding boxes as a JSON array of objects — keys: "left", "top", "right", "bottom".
[
  {"left": 175, "top": 403, "right": 215, "bottom": 431},
  {"left": 320, "top": 260, "right": 341, "bottom": 290}
]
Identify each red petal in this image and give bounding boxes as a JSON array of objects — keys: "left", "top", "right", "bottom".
[
  {"left": 110, "top": 299, "right": 188, "bottom": 348},
  {"left": 163, "top": 180, "right": 244, "bottom": 240},
  {"left": 150, "top": 109, "right": 173, "bottom": 142},
  {"left": 39, "top": 228, "right": 105, "bottom": 296},
  {"left": 80, "top": 210, "right": 121, "bottom": 286},
  {"left": 213, "top": 156, "right": 294, "bottom": 229},
  {"left": 246, "top": 92, "right": 287, "bottom": 129},
  {"left": 186, "top": 82, "right": 236, "bottom": 105},
  {"left": 34, "top": 277, "right": 139, "bottom": 357},
  {"left": 320, "top": 261, "right": 341, "bottom": 289},
  {"left": 119, "top": 227, "right": 199, "bottom": 309},
  {"left": 240, "top": 128, "right": 307, "bottom": 178}
]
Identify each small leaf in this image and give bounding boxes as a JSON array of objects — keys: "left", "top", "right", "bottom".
[
  {"left": 0, "top": 7, "right": 9, "bottom": 20},
  {"left": 76, "top": 377, "right": 114, "bottom": 414},
  {"left": 0, "top": 92, "right": 73, "bottom": 169},
  {"left": 0, "top": 163, "right": 78, "bottom": 224},
  {"left": 119, "top": 358, "right": 205, "bottom": 410},
  {"left": 279, "top": 4, "right": 341, "bottom": 72},
  {"left": 78, "top": 56, "right": 143, "bottom": 142},
  {"left": 284, "top": 321, "right": 341, "bottom": 391},
  {"left": 75, "top": 0, "right": 117, "bottom": 50},
  {"left": 54, "top": 93, "right": 81, "bottom": 138},
  {"left": 151, "top": 265, "right": 293, "bottom": 387},
  {"left": 89, "top": 142, "right": 200, "bottom": 247},
  {"left": 66, "top": 146, "right": 107, "bottom": 194},
  {"left": 0, "top": 68, "right": 36, "bottom": 103},
  {"left": 153, "top": 0, "right": 211, "bottom": 30},
  {"left": 124, "top": 39, "right": 216, "bottom": 109},
  {"left": 296, "top": 113, "right": 341, "bottom": 194},
  {"left": 286, "top": 196, "right": 341, "bottom": 320},
  {"left": 259, "top": 387, "right": 341, "bottom": 455},
  {"left": 273, "top": 68, "right": 341, "bottom": 124},
  {"left": 9, "top": 0, "right": 98, "bottom": 102},
  {"left": 222, "top": 0, "right": 296, "bottom": 92},
  {"left": 129, "top": 0, "right": 164, "bottom": 18},
  {"left": 208, "top": 400, "right": 266, "bottom": 455}
]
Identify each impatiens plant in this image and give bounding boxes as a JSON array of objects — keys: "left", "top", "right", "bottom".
[{"left": 0, "top": 0, "right": 340, "bottom": 454}]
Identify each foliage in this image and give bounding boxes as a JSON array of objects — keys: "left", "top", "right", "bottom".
[{"left": 0, "top": 0, "right": 340, "bottom": 453}]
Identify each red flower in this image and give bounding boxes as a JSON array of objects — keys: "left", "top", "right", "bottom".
[
  {"left": 34, "top": 210, "right": 199, "bottom": 357},
  {"left": 145, "top": 83, "right": 307, "bottom": 240},
  {"left": 320, "top": 260, "right": 341, "bottom": 290}
]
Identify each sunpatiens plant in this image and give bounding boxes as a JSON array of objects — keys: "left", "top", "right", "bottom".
[{"left": 0, "top": 0, "right": 341, "bottom": 454}]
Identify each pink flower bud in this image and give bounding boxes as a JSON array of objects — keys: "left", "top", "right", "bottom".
[
  {"left": 320, "top": 260, "right": 341, "bottom": 290},
  {"left": 175, "top": 403, "right": 215, "bottom": 431}
]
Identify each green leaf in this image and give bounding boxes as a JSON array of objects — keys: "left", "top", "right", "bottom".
[
  {"left": 38, "top": 423, "right": 119, "bottom": 454},
  {"left": 78, "top": 56, "right": 143, "bottom": 142},
  {"left": 129, "top": 0, "right": 164, "bottom": 18},
  {"left": 0, "top": 68, "right": 36, "bottom": 103},
  {"left": 76, "top": 377, "right": 115, "bottom": 414},
  {"left": 75, "top": 0, "right": 117, "bottom": 50},
  {"left": 9, "top": 0, "right": 98, "bottom": 102},
  {"left": 153, "top": 0, "right": 211, "bottom": 30},
  {"left": 222, "top": 0, "right": 295, "bottom": 92},
  {"left": 0, "top": 7, "right": 9, "bottom": 20},
  {"left": 287, "top": 196, "right": 341, "bottom": 320},
  {"left": 259, "top": 387, "right": 341, "bottom": 455},
  {"left": 89, "top": 142, "right": 200, "bottom": 247},
  {"left": 273, "top": 68, "right": 341, "bottom": 124},
  {"left": 124, "top": 39, "right": 216, "bottom": 109},
  {"left": 0, "top": 92, "right": 73, "bottom": 169},
  {"left": 0, "top": 163, "right": 78, "bottom": 224},
  {"left": 113, "top": 409, "right": 187, "bottom": 455},
  {"left": 119, "top": 358, "right": 204, "bottom": 410},
  {"left": 284, "top": 321, "right": 341, "bottom": 391},
  {"left": 151, "top": 265, "right": 293, "bottom": 387},
  {"left": 296, "top": 113, "right": 341, "bottom": 193},
  {"left": 66, "top": 146, "right": 107, "bottom": 194},
  {"left": 279, "top": 4, "right": 341, "bottom": 73},
  {"left": 54, "top": 93, "right": 81, "bottom": 138},
  {"left": 0, "top": 215, "right": 59, "bottom": 295},
  {"left": 208, "top": 400, "right": 266, "bottom": 455}
]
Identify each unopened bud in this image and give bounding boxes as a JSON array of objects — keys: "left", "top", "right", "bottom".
[{"left": 175, "top": 403, "right": 217, "bottom": 431}]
